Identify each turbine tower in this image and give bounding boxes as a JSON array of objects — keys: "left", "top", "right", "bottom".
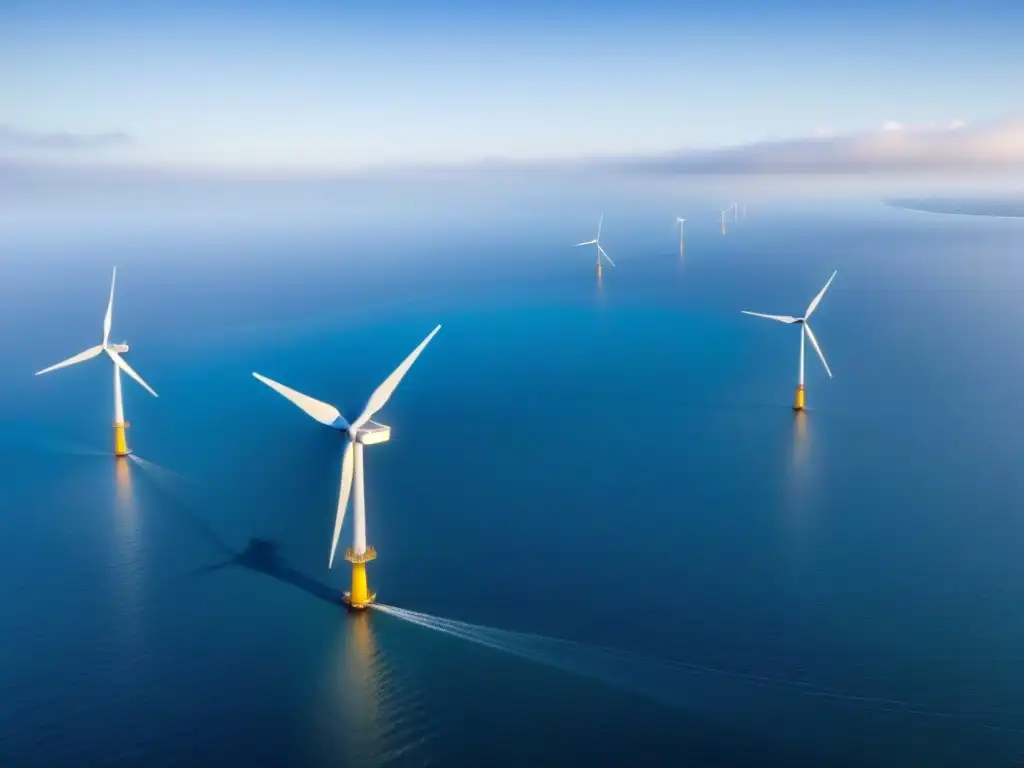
[
  {"left": 676, "top": 217, "right": 686, "bottom": 256},
  {"left": 574, "top": 214, "right": 615, "bottom": 279},
  {"left": 35, "top": 267, "right": 158, "bottom": 456},
  {"left": 252, "top": 324, "right": 441, "bottom": 610},
  {"left": 742, "top": 270, "right": 836, "bottom": 411}
]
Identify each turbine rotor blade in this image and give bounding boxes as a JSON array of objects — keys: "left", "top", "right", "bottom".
[
  {"left": 252, "top": 372, "right": 347, "bottom": 428},
  {"left": 804, "top": 270, "right": 837, "bottom": 319},
  {"left": 35, "top": 345, "right": 105, "bottom": 375},
  {"left": 107, "top": 349, "right": 158, "bottom": 397},
  {"left": 103, "top": 267, "right": 116, "bottom": 346},
  {"left": 328, "top": 440, "right": 355, "bottom": 569},
  {"left": 598, "top": 244, "right": 615, "bottom": 266},
  {"left": 596, "top": 213, "right": 603, "bottom": 241},
  {"left": 804, "top": 323, "right": 832, "bottom": 379},
  {"left": 574, "top": 240, "right": 597, "bottom": 247},
  {"left": 740, "top": 311, "right": 800, "bottom": 324},
  {"left": 350, "top": 324, "right": 441, "bottom": 432}
]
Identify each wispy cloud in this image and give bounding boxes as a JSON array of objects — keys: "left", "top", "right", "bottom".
[
  {"left": 623, "top": 117, "right": 1024, "bottom": 174},
  {"left": 0, "top": 125, "right": 132, "bottom": 152}
]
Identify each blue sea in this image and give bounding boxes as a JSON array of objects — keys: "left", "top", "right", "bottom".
[{"left": 2, "top": 175, "right": 1024, "bottom": 766}]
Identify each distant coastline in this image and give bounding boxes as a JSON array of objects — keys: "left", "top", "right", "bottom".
[{"left": 886, "top": 197, "right": 1024, "bottom": 219}]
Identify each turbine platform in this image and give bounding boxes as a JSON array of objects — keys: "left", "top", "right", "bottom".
[
  {"left": 344, "top": 546, "right": 377, "bottom": 564},
  {"left": 341, "top": 591, "right": 377, "bottom": 610}
]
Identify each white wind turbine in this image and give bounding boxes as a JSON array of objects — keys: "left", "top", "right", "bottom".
[
  {"left": 676, "top": 217, "right": 687, "bottom": 255},
  {"left": 35, "top": 267, "right": 158, "bottom": 456},
  {"left": 252, "top": 324, "right": 441, "bottom": 610},
  {"left": 574, "top": 214, "right": 615, "bottom": 279},
  {"left": 742, "top": 270, "right": 836, "bottom": 411}
]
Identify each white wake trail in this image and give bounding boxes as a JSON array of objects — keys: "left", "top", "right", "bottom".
[{"left": 373, "top": 604, "right": 1024, "bottom": 733}]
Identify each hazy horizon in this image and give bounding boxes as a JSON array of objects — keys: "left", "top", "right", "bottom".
[{"left": 4, "top": 0, "right": 1024, "bottom": 175}]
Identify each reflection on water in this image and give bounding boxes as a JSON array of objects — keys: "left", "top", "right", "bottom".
[
  {"left": 313, "top": 612, "right": 434, "bottom": 767},
  {"left": 789, "top": 411, "right": 810, "bottom": 474},
  {"left": 781, "top": 411, "right": 817, "bottom": 549},
  {"left": 113, "top": 456, "right": 143, "bottom": 653},
  {"left": 115, "top": 456, "right": 133, "bottom": 504},
  {"left": 344, "top": 613, "right": 382, "bottom": 749}
]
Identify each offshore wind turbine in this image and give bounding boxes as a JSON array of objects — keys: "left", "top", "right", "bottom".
[
  {"left": 676, "top": 217, "right": 686, "bottom": 256},
  {"left": 574, "top": 214, "right": 615, "bottom": 279},
  {"left": 252, "top": 325, "right": 441, "bottom": 610},
  {"left": 742, "top": 270, "right": 836, "bottom": 411},
  {"left": 35, "top": 267, "right": 158, "bottom": 456}
]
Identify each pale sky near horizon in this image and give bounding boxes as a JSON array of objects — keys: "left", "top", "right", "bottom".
[{"left": 2, "top": 0, "right": 1022, "bottom": 171}]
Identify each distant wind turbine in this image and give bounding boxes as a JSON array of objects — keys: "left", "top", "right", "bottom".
[
  {"left": 34, "top": 267, "right": 158, "bottom": 456},
  {"left": 742, "top": 270, "right": 836, "bottom": 411},
  {"left": 574, "top": 214, "right": 615, "bottom": 279},
  {"left": 676, "top": 217, "right": 686, "bottom": 256}
]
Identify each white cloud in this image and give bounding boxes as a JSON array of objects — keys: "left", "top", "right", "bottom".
[
  {"left": 629, "top": 116, "right": 1024, "bottom": 174},
  {"left": 0, "top": 125, "right": 132, "bottom": 152}
]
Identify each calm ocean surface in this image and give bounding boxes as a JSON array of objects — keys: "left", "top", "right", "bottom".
[{"left": 2, "top": 179, "right": 1024, "bottom": 766}]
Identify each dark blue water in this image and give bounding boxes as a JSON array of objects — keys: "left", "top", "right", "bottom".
[{"left": 2, "top": 181, "right": 1024, "bottom": 766}]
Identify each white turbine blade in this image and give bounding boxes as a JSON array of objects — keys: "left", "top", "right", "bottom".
[
  {"left": 598, "top": 244, "right": 616, "bottom": 266},
  {"left": 740, "top": 311, "right": 800, "bottom": 324},
  {"left": 574, "top": 240, "right": 597, "bottom": 247},
  {"left": 350, "top": 324, "right": 441, "bottom": 431},
  {"left": 107, "top": 349, "right": 158, "bottom": 397},
  {"left": 252, "top": 372, "right": 347, "bottom": 428},
  {"left": 103, "top": 267, "right": 116, "bottom": 346},
  {"left": 328, "top": 440, "right": 355, "bottom": 569},
  {"left": 596, "top": 213, "right": 603, "bottom": 241},
  {"left": 35, "top": 345, "right": 104, "bottom": 375},
  {"left": 804, "top": 323, "right": 832, "bottom": 379},
  {"left": 804, "top": 270, "right": 837, "bottom": 319}
]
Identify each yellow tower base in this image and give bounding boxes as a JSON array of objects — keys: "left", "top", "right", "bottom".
[
  {"left": 793, "top": 385, "right": 806, "bottom": 411},
  {"left": 596, "top": 262, "right": 602, "bottom": 280},
  {"left": 114, "top": 421, "right": 130, "bottom": 457},
  {"left": 342, "top": 546, "right": 377, "bottom": 610}
]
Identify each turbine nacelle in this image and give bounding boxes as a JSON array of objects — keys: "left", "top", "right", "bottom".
[
  {"left": 109, "top": 343, "right": 129, "bottom": 354},
  {"left": 351, "top": 421, "right": 391, "bottom": 445}
]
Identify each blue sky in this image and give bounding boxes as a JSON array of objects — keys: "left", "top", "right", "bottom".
[{"left": 2, "top": 0, "right": 1022, "bottom": 172}]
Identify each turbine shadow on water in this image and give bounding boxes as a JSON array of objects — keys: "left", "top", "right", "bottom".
[
  {"left": 128, "top": 455, "right": 341, "bottom": 606},
  {"left": 199, "top": 538, "right": 340, "bottom": 606}
]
